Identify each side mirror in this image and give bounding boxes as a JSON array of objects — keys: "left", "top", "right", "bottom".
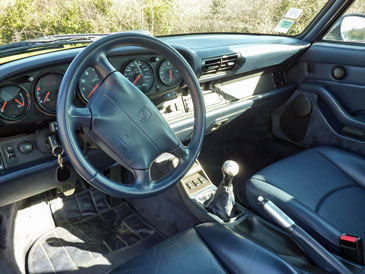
[
  {"left": 340, "top": 14, "right": 365, "bottom": 42},
  {"left": 324, "top": 13, "right": 365, "bottom": 42}
]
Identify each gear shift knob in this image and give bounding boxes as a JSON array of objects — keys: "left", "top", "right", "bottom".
[
  {"left": 221, "top": 160, "right": 239, "bottom": 186},
  {"left": 222, "top": 160, "right": 239, "bottom": 176}
]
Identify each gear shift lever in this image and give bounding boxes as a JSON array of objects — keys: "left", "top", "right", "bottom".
[
  {"left": 205, "top": 160, "right": 239, "bottom": 221},
  {"left": 221, "top": 160, "right": 240, "bottom": 186}
]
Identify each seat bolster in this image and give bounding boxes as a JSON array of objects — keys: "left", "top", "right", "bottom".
[
  {"left": 244, "top": 178, "right": 342, "bottom": 254},
  {"left": 195, "top": 223, "right": 298, "bottom": 274},
  {"left": 313, "top": 147, "right": 365, "bottom": 188}
]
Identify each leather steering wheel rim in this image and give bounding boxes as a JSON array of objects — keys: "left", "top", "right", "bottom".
[{"left": 57, "top": 32, "right": 206, "bottom": 198}]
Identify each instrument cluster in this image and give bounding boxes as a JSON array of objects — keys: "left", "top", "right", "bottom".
[{"left": 0, "top": 55, "right": 182, "bottom": 122}]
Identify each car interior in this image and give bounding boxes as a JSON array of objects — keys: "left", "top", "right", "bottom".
[{"left": 0, "top": 0, "right": 364, "bottom": 273}]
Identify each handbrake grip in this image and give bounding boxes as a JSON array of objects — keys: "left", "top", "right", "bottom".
[
  {"left": 258, "top": 196, "right": 351, "bottom": 274},
  {"left": 258, "top": 196, "right": 295, "bottom": 231}
]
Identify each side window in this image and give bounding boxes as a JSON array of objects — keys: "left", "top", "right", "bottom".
[{"left": 323, "top": 2, "right": 365, "bottom": 43}]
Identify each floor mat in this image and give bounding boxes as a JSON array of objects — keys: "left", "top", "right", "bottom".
[
  {"left": 27, "top": 202, "right": 164, "bottom": 274},
  {"left": 49, "top": 187, "right": 113, "bottom": 227}
]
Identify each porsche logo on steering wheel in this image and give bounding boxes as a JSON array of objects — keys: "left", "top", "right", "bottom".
[{"left": 138, "top": 106, "right": 152, "bottom": 123}]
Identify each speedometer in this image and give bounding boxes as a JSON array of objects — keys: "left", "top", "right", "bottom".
[{"left": 122, "top": 60, "right": 154, "bottom": 93}]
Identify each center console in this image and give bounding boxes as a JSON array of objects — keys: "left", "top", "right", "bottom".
[
  {"left": 177, "top": 160, "right": 362, "bottom": 274},
  {"left": 178, "top": 161, "right": 246, "bottom": 224}
]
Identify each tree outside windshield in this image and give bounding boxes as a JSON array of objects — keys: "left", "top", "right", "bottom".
[{"left": 0, "top": 0, "right": 328, "bottom": 45}]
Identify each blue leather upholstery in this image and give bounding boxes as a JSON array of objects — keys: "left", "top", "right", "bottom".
[
  {"left": 242, "top": 146, "right": 365, "bottom": 255},
  {"left": 111, "top": 223, "right": 298, "bottom": 274}
]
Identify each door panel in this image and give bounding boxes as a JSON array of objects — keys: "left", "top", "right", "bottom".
[{"left": 271, "top": 42, "right": 365, "bottom": 156}]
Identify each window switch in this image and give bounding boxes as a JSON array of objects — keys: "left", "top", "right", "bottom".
[
  {"left": 7, "top": 147, "right": 16, "bottom": 159},
  {"left": 186, "top": 182, "right": 195, "bottom": 189},
  {"left": 198, "top": 177, "right": 207, "bottom": 184},
  {"left": 3, "top": 144, "right": 17, "bottom": 164}
]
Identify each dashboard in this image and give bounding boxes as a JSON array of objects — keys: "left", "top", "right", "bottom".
[{"left": 0, "top": 33, "right": 309, "bottom": 207}]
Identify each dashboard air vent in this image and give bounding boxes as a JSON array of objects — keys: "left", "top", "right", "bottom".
[{"left": 201, "top": 54, "right": 240, "bottom": 77}]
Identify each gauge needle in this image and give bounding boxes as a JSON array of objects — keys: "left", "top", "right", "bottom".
[
  {"left": 87, "top": 83, "right": 99, "bottom": 99},
  {"left": 133, "top": 74, "right": 141, "bottom": 85},
  {"left": 43, "top": 91, "right": 50, "bottom": 104},
  {"left": 169, "top": 69, "right": 173, "bottom": 81},
  {"left": 15, "top": 99, "right": 24, "bottom": 107},
  {"left": 1, "top": 101, "right": 7, "bottom": 112}
]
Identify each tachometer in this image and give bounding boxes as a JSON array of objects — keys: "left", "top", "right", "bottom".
[
  {"left": 35, "top": 73, "right": 63, "bottom": 114},
  {"left": 159, "top": 60, "right": 182, "bottom": 86},
  {"left": 78, "top": 67, "right": 100, "bottom": 102},
  {"left": 122, "top": 60, "right": 154, "bottom": 93},
  {"left": 0, "top": 85, "right": 30, "bottom": 121}
]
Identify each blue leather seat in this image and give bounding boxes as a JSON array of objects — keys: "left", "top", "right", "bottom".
[
  {"left": 242, "top": 146, "right": 365, "bottom": 255},
  {"left": 111, "top": 223, "right": 297, "bottom": 274}
]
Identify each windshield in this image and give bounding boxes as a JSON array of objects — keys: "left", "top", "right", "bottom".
[
  {"left": 0, "top": 0, "right": 329, "bottom": 43},
  {"left": 0, "top": 0, "right": 329, "bottom": 65}
]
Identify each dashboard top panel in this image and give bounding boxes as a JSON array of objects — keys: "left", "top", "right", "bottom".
[{"left": 0, "top": 34, "right": 309, "bottom": 82}]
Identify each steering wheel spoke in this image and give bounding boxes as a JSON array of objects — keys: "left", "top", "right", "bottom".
[
  {"left": 134, "top": 169, "right": 153, "bottom": 191},
  {"left": 170, "top": 142, "right": 189, "bottom": 165},
  {"left": 69, "top": 106, "right": 92, "bottom": 128},
  {"left": 93, "top": 53, "right": 116, "bottom": 80}
]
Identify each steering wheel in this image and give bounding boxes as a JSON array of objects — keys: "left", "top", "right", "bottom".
[{"left": 56, "top": 32, "right": 206, "bottom": 198}]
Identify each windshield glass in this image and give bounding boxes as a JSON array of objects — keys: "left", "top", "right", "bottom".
[{"left": 0, "top": 0, "right": 329, "bottom": 45}]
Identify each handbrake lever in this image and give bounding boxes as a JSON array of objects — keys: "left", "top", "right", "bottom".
[{"left": 258, "top": 196, "right": 351, "bottom": 274}]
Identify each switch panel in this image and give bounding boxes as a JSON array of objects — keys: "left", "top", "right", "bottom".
[
  {"left": 181, "top": 166, "right": 214, "bottom": 197},
  {"left": 0, "top": 131, "right": 53, "bottom": 170},
  {"left": 185, "top": 175, "right": 209, "bottom": 190},
  {"left": 180, "top": 160, "right": 217, "bottom": 211}
]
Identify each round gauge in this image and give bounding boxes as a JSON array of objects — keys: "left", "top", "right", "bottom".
[
  {"left": 78, "top": 67, "right": 100, "bottom": 102},
  {"left": 122, "top": 60, "right": 154, "bottom": 93},
  {"left": 0, "top": 85, "right": 30, "bottom": 121},
  {"left": 159, "top": 60, "right": 182, "bottom": 86},
  {"left": 35, "top": 73, "right": 63, "bottom": 114}
]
